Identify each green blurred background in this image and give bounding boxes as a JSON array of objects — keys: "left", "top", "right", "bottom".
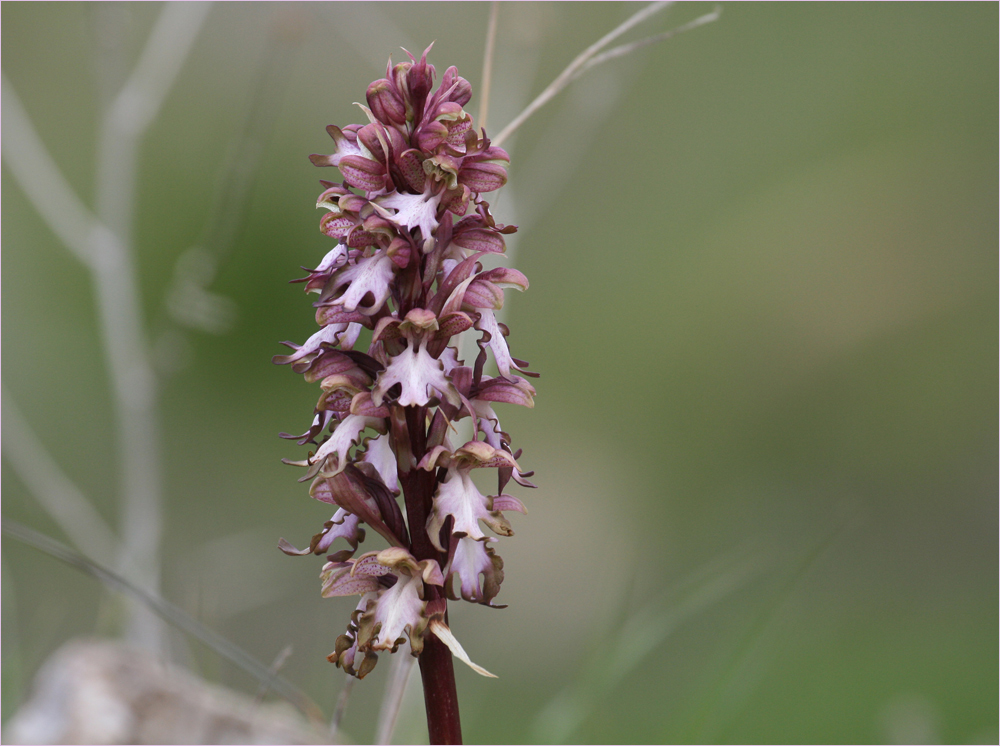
[{"left": 2, "top": 2, "right": 997, "bottom": 743}]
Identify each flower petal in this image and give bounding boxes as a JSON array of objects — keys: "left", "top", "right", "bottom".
[
  {"left": 339, "top": 154, "right": 387, "bottom": 192},
  {"left": 309, "top": 414, "right": 378, "bottom": 478},
  {"left": 458, "top": 161, "right": 507, "bottom": 193},
  {"left": 474, "top": 404, "right": 504, "bottom": 450},
  {"left": 317, "top": 508, "right": 365, "bottom": 552},
  {"left": 314, "top": 124, "right": 364, "bottom": 167},
  {"left": 311, "top": 466, "right": 405, "bottom": 548},
  {"left": 474, "top": 375, "right": 536, "bottom": 408},
  {"left": 463, "top": 279, "right": 504, "bottom": 311},
  {"left": 490, "top": 494, "right": 526, "bottom": 515},
  {"left": 352, "top": 551, "right": 397, "bottom": 577},
  {"left": 361, "top": 433, "right": 399, "bottom": 494},
  {"left": 329, "top": 593, "right": 380, "bottom": 678},
  {"left": 273, "top": 324, "right": 347, "bottom": 365},
  {"left": 429, "top": 620, "right": 497, "bottom": 678},
  {"left": 475, "top": 308, "right": 515, "bottom": 377},
  {"left": 321, "top": 561, "right": 381, "bottom": 597}
]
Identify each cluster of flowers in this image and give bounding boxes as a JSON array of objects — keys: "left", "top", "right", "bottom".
[{"left": 275, "top": 46, "right": 535, "bottom": 679}]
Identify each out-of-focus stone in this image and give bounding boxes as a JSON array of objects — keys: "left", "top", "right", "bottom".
[{"left": 4, "top": 639, "right": 327, "bottom": 745}]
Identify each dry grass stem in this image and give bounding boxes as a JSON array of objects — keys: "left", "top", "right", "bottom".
[
  {"left": 2, "top": 389, "right": 121, "bottom": 566},
  {"left": 494, "top": 1, "right": 674, "bottom": 146},
  {"left": 0, "top": 78, "right": 100, "bottom": 266},
  {"left": 254, "top": 644, "right": 295, "bottom": 707},
  {"left": 374, "top": 653, "right": 417, "bottom": 744},
  {"left": 330, "top": 676, "right": 356, "bottom": 743},
  {"left": 477, "top": 1, "right": 501, "bottom": 134},
  {"left": 574, "top": 5, "right": 722, "bottom": 80}
]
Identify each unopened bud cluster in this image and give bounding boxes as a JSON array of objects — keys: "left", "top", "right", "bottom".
[{"left": 275, "top": 46, "right": 535, "bottom": 679}]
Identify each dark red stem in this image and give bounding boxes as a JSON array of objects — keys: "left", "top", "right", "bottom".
[
  {"left": 419, "top": 630, "right": 463, "bottom": 744},
  {"left": 399, "top": 405, "right": 462, "bottom": 745}
]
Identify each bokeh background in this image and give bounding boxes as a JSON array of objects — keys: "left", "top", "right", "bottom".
[{"left": 2, "top": 2, "right": 997, "bottom": 743}]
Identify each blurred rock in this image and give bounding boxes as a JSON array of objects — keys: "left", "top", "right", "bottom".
[{"left": 4, "top": 639, "right": 326, "bottom": 744}]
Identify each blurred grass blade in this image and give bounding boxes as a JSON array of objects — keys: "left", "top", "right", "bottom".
[
  {"left": 253, "top": 643, "right": 294, "bottom": 707},
  {"left": 375, "top": 652, "right": 417, "bottom": 744},
  {"left": 1, "top": 518, "right": 326, "bottom": 725},
  {"left": 532, "top": 544, "right": 767, "bottom": 743},
  {"left": 684, "top": 525, "right": 845, "bottom": 742},
  {"left": 476, "top": 1, "right": 501, "bottom": 134},
  {"left": 330, "top": 675, "right": 356, "bottom": 744}
]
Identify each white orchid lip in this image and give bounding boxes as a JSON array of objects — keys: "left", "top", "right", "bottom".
[
  {"left": 328, "top": 251, "right": 396, "bottom": 316},
  {"left": 371, "top": 338, "right": 459, "bottom": 408},
  {"left": 447, "top": 536, "right": 505, "bottom": 606}
]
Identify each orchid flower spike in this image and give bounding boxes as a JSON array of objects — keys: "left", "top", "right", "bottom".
[{"left": 275, "top": 45, "right": 536, "bottom": 683}]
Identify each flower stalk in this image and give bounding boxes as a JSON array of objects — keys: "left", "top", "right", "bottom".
[{"left": 275, "top": 46, "right": 535, "bottom": 743}]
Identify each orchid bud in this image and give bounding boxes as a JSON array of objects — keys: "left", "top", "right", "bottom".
[{"left": 366, "top": 78, "right": 407, "bottom": 126}]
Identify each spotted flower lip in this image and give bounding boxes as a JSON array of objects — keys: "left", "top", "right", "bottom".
[{"left": 277, "top": 45, "right": 535, "bottom": 681}]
